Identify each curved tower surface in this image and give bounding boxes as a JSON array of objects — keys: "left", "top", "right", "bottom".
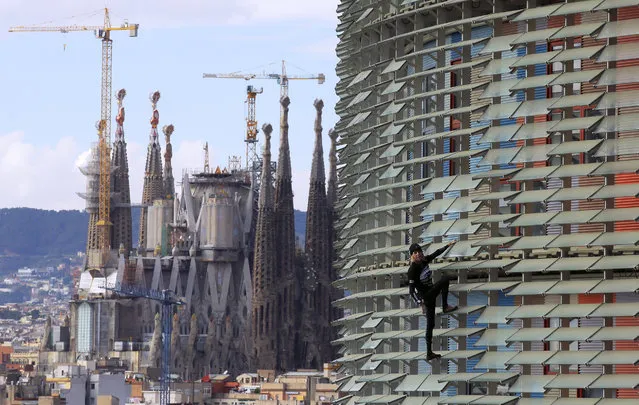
[
  {"left": 334, "top": 0, "right": 639, "bottom": 402},
  {"left": 327, "top": 128, "right": 341, "bottom": 342}
]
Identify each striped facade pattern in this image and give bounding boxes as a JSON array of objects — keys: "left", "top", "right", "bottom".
[{"left": 332, "top": 1, "right": 639, "bottom": 405}]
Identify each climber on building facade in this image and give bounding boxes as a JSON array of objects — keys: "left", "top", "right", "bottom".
[{"left": 407, "top": 240, "right": 458, "bottom": 360}]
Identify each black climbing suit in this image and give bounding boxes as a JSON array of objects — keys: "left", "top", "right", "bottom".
[{"left": 407, "top": 245, "right": 453, "bottom": 353}]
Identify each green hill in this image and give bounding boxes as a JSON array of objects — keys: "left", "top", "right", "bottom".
[
  {"left": 0, "top": 208, "right": 88, "bottom": 256},
  {"left": 0, "top": 207, "right": 306, "bottom": 273}
]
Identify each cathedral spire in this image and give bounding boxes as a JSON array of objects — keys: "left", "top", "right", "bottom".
[
  {"left": 111, "top": 89, "right": 133, "bottom": 257},
  {"left": 274, "top": 96, "right": 297, "bottom": 371},
  {"left": 258, "top": 124, "right": 273, "bottom": 210},
  {"left": 138, "top": 91, "right": 164, "bottom": 255},
  {"left": 310, "top": 99, "right": 326, "bottom": 182},
  {"left": 276, "top": 96, "right": 292, "bottom": 182},
  {"left": 301, "top": 99, "right": 332, "bottom": 369},
  {"left": 252, "top": 123, "right": 278, "bottom": 370}
]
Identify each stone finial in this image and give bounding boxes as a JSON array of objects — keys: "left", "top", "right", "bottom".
[
  {"left": 329, "top": 128, "right": 337, "bottom": 141},
  {"left": 115, "top": 91, "right": 126, "bottom": 126},
  {"left": 149, "top": 91, "right": 161, "bottom": 143},
  {"left": 116, "top": 88, "right": 127, "bottom": 104},
  {"left": 277, "top": 97, "right": 292, "bottom": 182},
  {"left": 163, "top": 124, "right": 174, "bottom": 143},
  {"left": 262, "top": 123, "right": 273, "bottom": 141},
  {"left": 115, "top": 89, "right": 127, "bottom": 140},
  {"left": 149, "top": 91, "right": 161, "bottom": 109},
  {"left": 311, "top": 100, "right": 326, "bottom": 182},
  {"left": 281, "top": 95, "right": 290, "bottom": 108},
  {"left": 258, "top": 124, "right": 273, "bottom": 210},
  {"left": 163, "top": 124, "right": 175, "bottom": 199},
  {"left": 261, "top": 124, "right": 273, "bottom": 169}
]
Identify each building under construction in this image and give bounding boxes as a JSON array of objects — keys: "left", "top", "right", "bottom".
[
  {"left": 40, "top": 87, "right": 337, "bottom": 378},
  {"left": 36, "top": 89, "right": 256, "bottom": 378},
  {"left": 333, "top": 0, "right": 639, "bottom": 404}
]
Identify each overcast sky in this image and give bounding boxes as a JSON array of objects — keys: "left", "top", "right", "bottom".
[{"left": 0, "top": 0, "right": 340, "bottom": 212}]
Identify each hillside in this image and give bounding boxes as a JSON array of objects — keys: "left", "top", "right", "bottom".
[{"left": 0, "top": 207, "right": 307, "bottom": 272}]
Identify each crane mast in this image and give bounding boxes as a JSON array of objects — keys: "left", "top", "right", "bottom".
[
  {"left": 97, "top": 12, "right": 114, "bottom": 268},
  {"left": 246, "top": 85, "right": 263, "bottom": 177},
  {"left": 106, "top": 282, "right": 184, "bottom": 405},
  {"left": 9, "top": 8, "right": 138, "bottom": 269}
]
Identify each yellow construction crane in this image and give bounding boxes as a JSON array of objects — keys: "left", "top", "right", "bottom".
[
  {"left": 10, "top": 8, "right": 139, "bottom": 269},
  {"left": 245, "top": 85, "right": 263, "bottom": 173},
  {"left": 203, "top": 60, "right": 325, "bottom": 103}
]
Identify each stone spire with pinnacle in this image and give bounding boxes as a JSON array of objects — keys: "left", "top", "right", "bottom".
[
  {"left": 252, "top": 123, "right": 278, "bottom": 370},
  {"left": 163, "top": 124, "right": 175, "bottom": 200},
  {"left": 274, "top": 96, "right": 297, "bottom": 371},
  {"left": 111, "top": 89, "right": 133, "bottom": 257},
  {"left": 301, "top": 99, "right": 333, "bottom": 368},
  {"left": 138, "top": 91, "right": 164, "bottom": 255}
]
